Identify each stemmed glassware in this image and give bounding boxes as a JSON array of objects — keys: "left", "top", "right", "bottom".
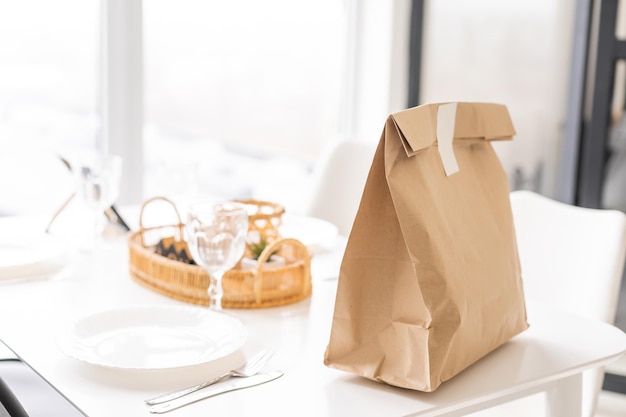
[
  {"left": 73, "top": 154, "right": 122, "bottom": 249},
  {"left": 184, "top": 201, "right": 248, "bottom": 310}
]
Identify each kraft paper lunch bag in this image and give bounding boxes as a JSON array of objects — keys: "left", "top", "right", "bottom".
[{"left": 324, "top": 102, "right": 529, "bottom": 392}]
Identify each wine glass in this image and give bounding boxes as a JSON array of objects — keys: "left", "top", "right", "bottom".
[
  {"left": 73, "top": 154, "right": 122, "bottom": 248},
  {"left": 184, "top": 201, "right": 248, "bottom": 310}
]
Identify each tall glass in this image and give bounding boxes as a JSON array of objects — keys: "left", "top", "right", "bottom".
[
  {"left": 73, "top": 154, "right": 122, "bottom": 247},
  {"left": 184, "top": 201, "right": 248, "bottom": 310}
]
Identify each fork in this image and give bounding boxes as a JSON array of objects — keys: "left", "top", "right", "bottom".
[{"left": 144, "top": 349, "right": 274, "bottom": 405}]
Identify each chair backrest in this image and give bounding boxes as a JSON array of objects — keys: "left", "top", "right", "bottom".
[
  {"left": 304, "top": 140, "right": 377, "bottom": 236},
  {"left": 510, "top": 190, "right": 626, "bottom": 417}
]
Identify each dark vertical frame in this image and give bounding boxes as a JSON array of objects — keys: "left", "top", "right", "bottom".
[
  {"left": 556, "top": 0, "right": 593, "bottom": 204},
  {"left": 577, "top": 0, "right": 625, "bottom": 207},
  {"left": 408, "top": 0, "right": 425, "bottom": 108}
]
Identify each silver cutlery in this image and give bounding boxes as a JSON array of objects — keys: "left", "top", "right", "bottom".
[
  {"left": 147, "top": 371, "right": 284, "bottom": 414},
  {"left": 145, "top": 349, "right": 274, "bottom": 405}
]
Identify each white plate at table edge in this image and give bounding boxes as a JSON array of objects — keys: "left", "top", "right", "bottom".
[
  {"left": 0, "top": 234, "right": 69, "bottom": 282},
  {"left": 56, "top": 305, "right": 248, "bottom": 371}
]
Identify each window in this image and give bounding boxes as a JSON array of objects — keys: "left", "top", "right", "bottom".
[
  {"left": 2, "top": 1, "right": 407, "bottom": 216},
  {"left": 142, "top": 1, "right": 350, "bottom": 210},
  {"left": 0, "top": 0, "right": 99, "bottom": 215},
  {"left": 420, "top": 0, "right": 575, "bottom": 196}
]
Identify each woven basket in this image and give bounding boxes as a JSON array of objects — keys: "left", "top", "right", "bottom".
[
  {"left": 234, "top": 198, "right": 285, "bottom": 245},
  {"left": 128, "top": 196, "right": 312, "bottom": 308}
]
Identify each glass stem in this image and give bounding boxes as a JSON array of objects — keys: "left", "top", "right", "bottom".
[
  {"left": 208, "top": 270, "right": 225, "bottom": 310},
  {"left": 94, "top": 209, "right": 106, "bottom": 239}
]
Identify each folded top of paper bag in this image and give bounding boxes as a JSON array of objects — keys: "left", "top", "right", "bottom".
[{"left": 392, "top": 102, "right": 516, "bottom": 155}]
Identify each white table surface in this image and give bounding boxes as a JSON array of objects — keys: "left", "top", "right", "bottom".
[{"left": 0, "top": 214, "right": 625, "bottom": 417}]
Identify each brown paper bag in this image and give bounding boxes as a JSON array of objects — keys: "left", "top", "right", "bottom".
[{"left": 324, "top": 102, "right": 528, "bottom": 392}]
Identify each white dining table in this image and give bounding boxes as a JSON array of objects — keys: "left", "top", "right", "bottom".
[{"left": 0, "top": 213, "right": 625, "bottom": 417}]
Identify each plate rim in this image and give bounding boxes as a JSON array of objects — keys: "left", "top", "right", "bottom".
[
  {"left": 279, "top": 214, "right": 339, "bottom": 252},
  {"left": 0, "top": 234, "right": 69, "bottom": 280},
  {"left": 56, "top": 304, "right": 248, "bottom": 370}
]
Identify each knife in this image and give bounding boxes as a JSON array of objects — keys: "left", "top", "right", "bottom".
[{"left": 147, "top": 371, "right": 284, "bottom": 414}]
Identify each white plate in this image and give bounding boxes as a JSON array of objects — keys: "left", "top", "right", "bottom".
[
  {"left": 280, "top": 215, "right": 339, "bottom": 254},
  {"left": 0, "top": 235, "right": 68, "bottom": 281},
  {"left": 57, "top": 305, "right": 247, "bottom": 370}
]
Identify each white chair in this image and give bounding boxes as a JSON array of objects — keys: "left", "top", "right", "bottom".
[
  {"left": 304, "top": 139, "right": 377, "bottom": 236},
  {"left": 470, "top": 190, "right": 626, "bottom": 417}
]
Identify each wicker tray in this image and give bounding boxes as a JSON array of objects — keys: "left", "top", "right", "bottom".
[{"left": 128, "top": 197, "right": 312, "bottom": 308}]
